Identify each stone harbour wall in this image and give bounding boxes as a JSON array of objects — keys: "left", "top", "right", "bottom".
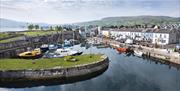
[
  {"left": 0, "top": 31, "right": 83, "bottom": 58},
  {"left": 0, "top": 55, "right": 109, "bottom": 80}
]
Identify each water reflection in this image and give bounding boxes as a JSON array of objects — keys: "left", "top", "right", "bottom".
[{"left": 1, "top": 45, "right": 180, "bottom": 91}]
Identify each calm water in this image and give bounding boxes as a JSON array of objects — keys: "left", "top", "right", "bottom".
[{"left": 0, "top": 45, "right": 180, "bottom": 91}]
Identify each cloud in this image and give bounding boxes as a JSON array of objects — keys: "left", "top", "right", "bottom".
[{"left": 0, "top": 0, "right": 179, "bottom": 24}]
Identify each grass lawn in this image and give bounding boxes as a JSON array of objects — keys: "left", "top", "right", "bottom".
[
  {"left": 0, "top": 30, "right": 60, "bottom": 43},
  {"left": 20, "top": 30, "right": 60, "bottom": 36},
  {"left": 0, "top": 54, "right": 103, "bottom": 71},
  {"left": 0, "top": 36, "right": 22, "bottom": 43},
  {"left": 0, "top": 33, "right": 9, "bottom": 39}
]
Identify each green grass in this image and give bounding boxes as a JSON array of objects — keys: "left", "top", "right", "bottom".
[
  {"left": 0, "top": 33, "right": 9, "bottom": 39},
  {"left": 0, "top": 36, "right": 21, "bottom": 43},
  {"left": 0, "top": 54, "right": 103, "bottom": 71},
  {"left": 0, "top": 30, "right": 60, "bottom": 43},
  {"left": 20, "top": 30, "right": 60, "bottom": 36}
]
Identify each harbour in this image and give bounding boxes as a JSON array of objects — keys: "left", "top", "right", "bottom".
[
  {"left": 88, "top": 37, "right": 180, "bottom": 65},
  {"left": 0, "top": 44, "right": 179, "bottom": 91}
]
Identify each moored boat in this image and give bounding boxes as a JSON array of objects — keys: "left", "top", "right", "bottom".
[
  {"left": 40, "top": 44, "right": 49, "bottom": 53},
  {"left": 18, "top": 48, "right": 42, "bottom": 59},
  {"left": 134, "top": 50, "right": 143, "bottom": 57},
  {"left": 116, "top": 47, "right": 129, "bottom": 53},
  {"left": 43, "top": 48, "right": 83, "bottom": 58}
]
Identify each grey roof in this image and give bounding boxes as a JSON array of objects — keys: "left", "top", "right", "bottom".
[{"left": 102, "top": 28, "right": 176, "bottom": 34}]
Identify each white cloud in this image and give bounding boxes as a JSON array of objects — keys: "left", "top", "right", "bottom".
[{"left": 0, "top": 0, "right": 179, "bottom": 24}]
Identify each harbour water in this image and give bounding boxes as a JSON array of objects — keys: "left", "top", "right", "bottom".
[{"left": 0, "top": 45, "right": 180, "bottom": 91}]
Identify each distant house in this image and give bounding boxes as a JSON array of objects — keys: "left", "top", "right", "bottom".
[{"left": 101, "top": 30, "right": 111, "bottom": 38}]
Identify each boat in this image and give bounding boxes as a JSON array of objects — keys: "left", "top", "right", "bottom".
[
  {"left": 116, "top": 47, "right": 129, "bottom": 53},
  {"left": 55, "top": 48, "right": 82, "bottom": 56},
  {"left": 18, "top": 48, "right": 42, "bottom": 59},
  {"left": 43, "top": 48, "right": 83, "bottom": 58},
  {"left": 48, "top": 44, "right": 58, "bottom": 50},
  {"left": 48, "top": 44, "right": 62, "bottom": 50},
  {"left": 134, "top": 50, "right": 143, "bottom": 57},
  {"left": 40, "top": 44, "right": 49, "bottom": 53}
]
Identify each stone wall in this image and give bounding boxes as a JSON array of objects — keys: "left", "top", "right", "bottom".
[
  {"left": 0, "top": 55, "right": 109, "bottom": 80},
  {"left": 0, "top": 31, "right": 83, "bottom": 58}
]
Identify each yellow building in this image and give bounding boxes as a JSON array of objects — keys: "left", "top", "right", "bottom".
[{"left": 101, "top": 30, "right": 110, "bottom": 38}]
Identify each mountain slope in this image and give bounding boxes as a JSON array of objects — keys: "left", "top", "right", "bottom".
[
  {"left": 77, "top": 16, "right": 180, "bottom": 26},
  {"left": 0, "top": 18, "right": 50, "bottom": 28},
  {"left": 0, "top": 18, "right": 27, "bottom": 28}
]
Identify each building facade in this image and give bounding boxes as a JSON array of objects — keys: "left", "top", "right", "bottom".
[{"left": 100, "top": 28, "right": 178, "bottom": 45}]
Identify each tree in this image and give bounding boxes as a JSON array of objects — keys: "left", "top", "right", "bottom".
[
  {"left": 55, "top": 26, "right": 62, "bottom": 31},
  {"left": 34, "top": 25, "right": 39, "bottom": 30},
  {"left": 49, "top": 26, "right": 53, "bottom": 31},
  {"left": 28, "top": 24, "right": 34, "bottom": 30},
  {"left": 40, "top": 27, "right": 43, "bottom": 30}
]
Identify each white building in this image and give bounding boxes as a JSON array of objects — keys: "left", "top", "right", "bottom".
[
  {"left": 101, "top": 28, "right": 178, "bottom": 45},
  {"left": 152, "top": 29, "right": 177, "bottom": 45}
]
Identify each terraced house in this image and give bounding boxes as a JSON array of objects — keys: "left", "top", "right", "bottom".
[{"left": 100, "top": 28, "right": 178, "bottom": 45}]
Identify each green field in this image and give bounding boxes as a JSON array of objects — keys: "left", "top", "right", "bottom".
[
  {"left": 0, "top": 30, "right": 60, "bottom": 43},
  {"left": 20, "top": 30, "right": 60, "bottom": 36},
  {"left": 0, "top": 54, "right": 103, "bottom": 71}
]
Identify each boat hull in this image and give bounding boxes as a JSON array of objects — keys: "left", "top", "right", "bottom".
[{"left": 116, "top": 47, "right": 129, "bottom": 53}]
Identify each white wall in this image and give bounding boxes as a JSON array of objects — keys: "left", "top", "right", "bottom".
[{"left": 152, "top": 33, "right": 169, "bottom": 45}]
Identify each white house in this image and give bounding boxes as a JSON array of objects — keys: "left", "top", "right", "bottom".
[
  {"left": 101, "top": 28, "right": 178, "bottom": 45},
  {"left": 152, "top": 29, "right": 177, "bottom": 45}
]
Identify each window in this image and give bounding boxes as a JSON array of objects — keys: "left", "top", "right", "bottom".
[
  {"left": 161, "top": 40, "right": 166, "bottom": 43},
  {"left": 164, "top": 35, "right": 166, "bottom": 38}
]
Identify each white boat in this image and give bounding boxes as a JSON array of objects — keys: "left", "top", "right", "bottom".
[
  {"left": 44, "top": 48, "right": 83, "bottom": 58},
  {"left": 134, "top": 50, "right": 143, "bottom": 57},
  {"left": 55, "top": 48, "right": 77, "bottom": 56}
]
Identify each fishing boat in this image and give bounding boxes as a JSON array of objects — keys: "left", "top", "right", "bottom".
[
  {"left": 134, "top": 50, "right": 143, "bottom": 57},
  {"left": 116, "top": 47, "right": 129, "bottom": 53},
  {"left": 18, "top": 48, "right": 42, "bottom": 59}
]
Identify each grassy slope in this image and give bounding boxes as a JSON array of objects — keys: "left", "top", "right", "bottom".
[
  {"left": 21, "top": 30, "right": 59, "bottom": 36},
  {"left": 77, "top": 16, "right": 180, "bottom": 26},
  {"left": 0, "top": 30, "right": 60, "bottom": 43},
  {"left": 0, "top": 54, "right": 102, "bottom": 71}
]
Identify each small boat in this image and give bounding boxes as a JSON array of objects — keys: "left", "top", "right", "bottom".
[
  {"left": 18, "top": 48, "right": 42, "bottom": 59},
  {"left": 116, "top": 47, "right": 129, "bottom": 53},
  {"left": 43, "top": 48, "right": 83, "bottom": 58},
  {"left": 40, "top": 44, "right": 49, "bottom": 53},
  {"left": 134, "top": 50, "right": 143, "bottom": 57},
  {"left": 48, "top": 44, "right": 58, "bottom": 50}
]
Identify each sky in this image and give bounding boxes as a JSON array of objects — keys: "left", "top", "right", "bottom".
[{"left": 0, "top": 0, "right": 180, "bottom": 24}]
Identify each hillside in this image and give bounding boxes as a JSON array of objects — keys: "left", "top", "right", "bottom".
[
  {"left": 0, "top": 18, "right": 27, "bottom": 28},
  {"left": 0, "top": 18, "right": 50, "bottom": 28},
  {"left": 77, "top": 16, "right": 180, "bottom": 26}
]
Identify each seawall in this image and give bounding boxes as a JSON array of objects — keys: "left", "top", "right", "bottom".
[{"left": 0, "top": 55, "right": 109, "bottom": 88}]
